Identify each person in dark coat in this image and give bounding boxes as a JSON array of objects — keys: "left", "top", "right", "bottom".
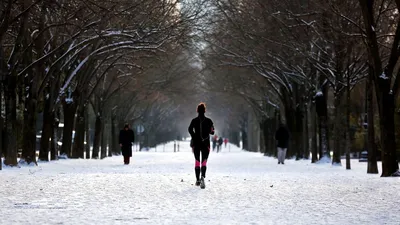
[
  {"left": 275, "top": 123, "right": 290, "bottom": 164},
  {"left": 119, "top": 124, "right": 135, "bottom": 165},
  {"left": 188, "top": 102, "right": 215, "bottom": 188},
  {"left": 217, "top": 137, "right": 223, "bottom": 152}
]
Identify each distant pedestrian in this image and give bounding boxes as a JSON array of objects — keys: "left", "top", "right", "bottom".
[
  {"left": 212, "top": 135, "right": 217, "bottom": 151},
  {"left": 217, "top": 137, "right": 223, "bottom": 152},
  {"left": 224, "top": 138, "right": 228, "bottom": 148},
  {"left": 119, "top": 124, "right": 135, "bottom": 165},
  {"left": 275, "top": 123, "right": 290, "bottom": 164},
  {"left": 188, "top": 102, "right": 215, "bottom": 189}
]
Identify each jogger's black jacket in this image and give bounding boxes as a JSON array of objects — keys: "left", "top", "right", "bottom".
[{"left": 188, "top": 114, "right": 214, "bottom": 147}]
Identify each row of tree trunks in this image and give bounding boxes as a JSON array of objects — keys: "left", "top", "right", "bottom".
[{"left": 358, "top": 0, "right": 399, "bottom": 177}]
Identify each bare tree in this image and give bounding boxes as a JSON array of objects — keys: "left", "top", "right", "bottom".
[{"left": 358, "top": 0, "right": 400, "bottom": 176}]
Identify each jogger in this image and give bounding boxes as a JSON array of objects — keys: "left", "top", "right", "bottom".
[
  {"left": 188, "top": 102, "right": 215, "bottom": 188},
  {"left": 193, "top": 143, "right": 210, "bottom": 180}
]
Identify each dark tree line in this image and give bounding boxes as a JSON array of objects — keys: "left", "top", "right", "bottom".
[
  {"left": 199, "top": 0, "right": 399, "bottom": 177},
  {"left": 0, "top": 0, "right": 208, "bottom": 168}
]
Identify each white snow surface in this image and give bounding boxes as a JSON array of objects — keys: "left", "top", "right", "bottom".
[{"left": 1, "top": 142, "right": 400, "bottom": 225}]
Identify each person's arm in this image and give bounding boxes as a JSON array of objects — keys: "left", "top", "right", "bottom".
[
  {"left": 188, "top": 119, "right": 195, "bottom": 138},
  {"left": 131, "top": 130, "right": 135, "bottom": 143},
  {"left": 209, "top": 119, "right": 215, "bottom": 135}
]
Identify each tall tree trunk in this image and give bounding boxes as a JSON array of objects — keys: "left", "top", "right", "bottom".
[
  {"left": 332, "top": 95, "right": 342, "bottom": 165},
  {"left": 345, "top": 81, "right": 351, "bottom": 170},
  {"left": 315, "top": 90, "right": 330, "bottom": 161},
  {"left": 295, "top": 105, "right": 303, "bottom": 160},
  {"left": 303, "top": 102, "right": 310, "bottom": 159},
  {"left": 285, "top": 106, "right": 296, "bottom": 158},
  {"left": 60, "top": 102, "right": 76, "bottom": 158},
  {"left": 85, "top": 105, "right": 90, "bottom": 159},
  {"left": 21, "top": 50, "right": 38, "bottom": 165},
  {"left": 319, "top": 117, "right": 329, "bottom": 160},
  {"left": 107, "top": 119, "right": 112, "bottom": 157},
  {"left": 241, "top": 128, "right": 248, "bottom": 150},
  {"left": 39, "top": 97, "right": 52, "bottom": 161},
  {"left": 21, "top": 0, "right": 45, "bottom": 165},
  {"left": 377, "top": 89, "right": 398, "bottom": 176},
  {"left": 50, "top": 110, "right": 60, "bottom": 161},
  {"left": 21, "top": 97, "right": 38, "bottom": 165},
  {"left": 310, "top": 102, "right": 318, "bottom": 163},
  {"left": 0, "top": 84, "right": 2, "bottom": 170},
  {"left": 71, "top": 103, "right": 85, "bottom": 158},
  {"left": 267, "top": 118, "right": 274, "bottom": 156},
  {"left": 4, "top": 75, "right": 18, "bottom": 166},
  {"left": 261, "top": 118, "right": 269, "bottom": 156},
  {"left": 367, "top": 72, "right": 378, "bottom": 173},
  {"left": 274, "top": 109, "right": 280, "bottom": 157},
  {"left": 101, "top": 121, "right": 107, "bottom": 159},
  {"left": 92, "top": 114, "right": 103, "bottom": 159},
  {"left": 111, "top": 114, "right": 119, "bottom": 155}
]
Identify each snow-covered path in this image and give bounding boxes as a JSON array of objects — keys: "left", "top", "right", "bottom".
[{"left": 1, "top": 142, "right": 399, "bottom": 225}]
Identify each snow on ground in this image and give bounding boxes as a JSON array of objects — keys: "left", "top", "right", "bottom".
[{"left": 1, "top": 141, "right": 399, "bottom": 225}]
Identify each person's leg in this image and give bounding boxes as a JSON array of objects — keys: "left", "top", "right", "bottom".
[
  {"left": 281, "top": 148, "right": 287, "bottom": 164},
  {"left": 277, "top": 147, "right": 282, "bottom": 163},
  {"left": 193, "top": 147, "right": 201, "bottom": 181},
  {"left": 200, "top": 146, "right": 210, "bottom": 178}
]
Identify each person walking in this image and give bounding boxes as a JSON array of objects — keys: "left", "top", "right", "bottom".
[
  {"left": 119, "top": 124, "right": 135, "bottom": 165},
  {"left": 224, "top": 138, "right": 228, "bottom": 148},
  {"left": 212, "top": 135, "right": 217, "bottom": 151},
  {"left": 217, "top": 137, "right": 223, "bottom": 153},
  {"left": 275, "top": 123, "right": 290, "bottom": 164},
  {"left": 188, "top": 102, "right": 215, "bottom": 189}
]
